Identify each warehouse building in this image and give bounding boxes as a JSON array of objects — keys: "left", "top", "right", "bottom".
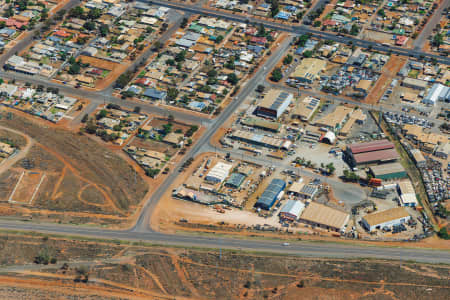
[
  {"left": 362, "top": 207, "right": 410, "bottom": 232},
  {"left": 402, "top": 77, "right": 428, "bottom": 90},
  {"left": 370, "top": 162, "right": 407, "bottom": 180},
  {"left": 287, "top": 180, "right": 305, "bottom": 196},
  {"left": 230, "top": 130, "right": 287, "bottom": 149},
  {"left": 410, "top": 149, "right": 426, "bottom": 168},
  {"left": 290, "top": 58, "right": 327, "bottom": 83},
  {"left": 292, "top": 96, "right": 320, "bottom": 121},
  {"left": 299, "top": 202, "right": 349, "bottom": 232},
  {"left": 422, "top": 83, "right": 450, "bottom": 105},
  {"left": 279, "top": 200, "right": 305, "bottom": 221},
  {"left": 345, "top": 139, "right": 399, "bottom": 167},
  {"left": 205, "top": 162, "right": 233, "bottom": 183},
  {"left": 224, "top": 173, "right": 246, "bottom": 188},
  {"left": 255, "top": 89, "right": 293, "bottom": 119},
  {"left": 298, "top": 183, "right": 319, "bottom": 199},
  {"left": 241, "top": 117, "right": 281, "bottom": 132},
  {"left": 314, "top": 105, "right": 353, "bottom": 131},
  {"left": 254, "top": 178, "right": 286, "bottom": 210},
  {"left": 397, "top": 180, "right": 418, "bottom": 207}
]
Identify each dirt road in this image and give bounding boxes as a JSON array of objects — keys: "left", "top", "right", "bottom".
[{"left": 0, "top": 125, "right": 34, "bottom": 175}]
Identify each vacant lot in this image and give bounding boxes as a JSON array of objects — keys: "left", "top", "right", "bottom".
[
  {"left": 0, "top": 129, "right": 27, "bottom": 149},
  {"left": 0, "top": 113, "right": 149, "bottom": 226},
  {"left": 0, "top": 231, "right": 448, "bottom": 299}
]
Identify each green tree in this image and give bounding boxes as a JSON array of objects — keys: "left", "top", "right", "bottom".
[
  {"left": 180, "top": 17, "right": 188, "bottom": 28},
  {"left": 99, "top": 24, "right": 109, "bottom": 37},
  {"left": 432, "top": 33, "right": 444, "bottom": 47},
  {"left": 270, "top": 68, "right": 283, "bottom": 82},
  {"left": 283, "top": 54, "right": 293, "bottom": 65},
  {"left": 167, "top": 88, "right": 179, "bottom": 101},
  {"left": 68, "top": 6, "right": 84, "bottom": 18},
  {"left": 68, "top": 62, "right": 81, "bottom": 74},
  {"left": 350, "top": 24, "right": 359, "bottom": 36},
  {"left": 226, "top": 73, "right": 239, "bottom": 85}
]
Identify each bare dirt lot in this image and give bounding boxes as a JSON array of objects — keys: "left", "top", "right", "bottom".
[
  {"left": 0, "top": 112, "right": 149, "bottom": 226},
  {"left": 0, "top": 231, "right": 448, "bottom": 299}
]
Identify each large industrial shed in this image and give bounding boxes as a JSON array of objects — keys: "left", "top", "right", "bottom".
[
  {"left": 205, "top": 162, "right": 232, "bottom": 183},
  {"left": 279, "top": 200, "right": 305, "bottom": 221},
  {"left": 346, "top": 139, "right": 399, "bottom": 166},
  {"left": 254, "top": 179, "right": 286, "bottom": 210},
  {"left": 362, "top": 207, "right": 410, "bottom": 231},
  {"left": 255, "top": 89, "right": 293, "bottom": 119},
  {"left": 299, "top": 202, "right": 349, "bottom": 232},
  {"left": 370, "top": 162, "right": 407, "bottom": 180},
  {"left": 224, "top": 173, "right": 246, "bottom": 188}
]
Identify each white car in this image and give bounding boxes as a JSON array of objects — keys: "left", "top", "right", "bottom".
[{"left": 282, "top": 242, "right": 290, "bottom": 246}]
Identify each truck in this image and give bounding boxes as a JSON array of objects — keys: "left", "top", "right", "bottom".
[{"left": 369, "top": 178, "right": 382, "bottom": 187}]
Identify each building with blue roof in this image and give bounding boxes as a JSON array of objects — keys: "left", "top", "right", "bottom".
[
  {"left": 143, "top": 88, "right": 167, "bottom": 101},
  {"left": 188, "top": 101, "right": 206, "bottom": 111},
  {"left": 275, "top": 11, "right": 291, "bottom": 20},
  {"left": 254, "top": 178, "right": 286, "bottom": 210}
]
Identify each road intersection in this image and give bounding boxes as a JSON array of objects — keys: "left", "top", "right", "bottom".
[{"left": 0, "top": 0, "right": 448, "bottom": 263}]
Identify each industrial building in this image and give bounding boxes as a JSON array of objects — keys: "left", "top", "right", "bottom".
[
  {"left": 422, "top": 83, "right": 450, "bottom": 105},
  {"left": 369, "top": 162, "right": 407, "bottom": 180},
  {"left": 410, "top": 149, "right": 426, "bottom": 168},
  {"left": 298, "top": 183, "right": 319, "bottom": 199},
  {"left": 241, "top": 117, "right": 281, "bottom": 132},
  {"left": 224, "top": 173, "right": 246, "bottom": 188},
  {"left": 346, "top": 139, "right": 399, "bottom": 167},
  {"left": 290, "top": 58, "right": 327, "bottom": 83},
  {"left": 299, "top": 202, "right": 350, "bottom": 232},
  {"left": 402, "top": 77, "right": 428, "bottom": 90},
  {"left": 314, "top": 106, "right": 353, "bottom": 131},
  {"left": 255, "top": 89, "right": 293, "bottom": 119},
  {"left": 254, "top": 178, "right": 286, "bottom": 210},
  {"left": 292, "top": 96, "right": 320, "bottom": 121},
  {"left": 205, "top": 162, "right": 233, "bottom": 183},
  {"left": 321, "top": 131, "right": 336, "bottom": 145},
  {"left": 230, "top": 130, "right": 288, "bottom": 149},
  {"left": 279, "top": 200, "right": 305, "bottom": 221},
  {"left": 362, "top": 207, "right": 410, "bottom": 232},
  {"left": 397, "top": 180, "right": 418, "bottom": 207}
]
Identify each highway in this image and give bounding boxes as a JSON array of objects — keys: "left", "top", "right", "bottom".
[
  {"left": 0, "top": 219, "right": 449, "bottom": 263},
  {"left": 0, "top": 0, "right": 448, "bottom": 264}
]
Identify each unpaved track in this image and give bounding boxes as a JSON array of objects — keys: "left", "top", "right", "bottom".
[{"left": 0, "top": 126, "right": 34, "bottom": 175}]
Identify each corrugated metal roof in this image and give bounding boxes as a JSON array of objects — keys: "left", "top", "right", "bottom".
[
  {"left": 300, "top": 202, "right": 349, "bottom": 230},
  {"left": 354, "top": 149, "right": 399, "bottom": 164},
  {"left": 349, "top": 139, "right": 394, "bottom": 154},
  {"left": 363, "top": 207, "right": 409, "bottom": 227},
  {"left": 370, "top": 162, "right": 405, "bottom": 176}
]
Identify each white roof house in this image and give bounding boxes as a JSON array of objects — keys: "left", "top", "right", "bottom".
[{"left": 205, "top": 162, "right": 233, "bottom": 183}]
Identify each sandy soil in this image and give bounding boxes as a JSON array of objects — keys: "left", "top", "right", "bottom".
[{"left": 365, "top": 54, "right": 407, "bottom": 105}]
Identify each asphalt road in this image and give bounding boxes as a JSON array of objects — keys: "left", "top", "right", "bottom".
[
  {"left": 0, "top": 219, "right": 448, "bottom": 264},
  {"left": 206, "top": 145, "right": 367, "bottom": 204},
  {"left": 413, "top": 0, "right": 450, "bottom": 50},
  {"left": 0, "top": 70, "right": 205, "bottom": 125},
  {"left": 0, "top": 2, "right": 448, "bottom": 264},
  {"left": 146, "top": 0, "right": 450, "bottom": 64},
  {"left": 0, "top": 0, "right": 82, "bottom": 67},
  {"left": 130, "top": 36, "right": 295, "bottom": 232}
]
